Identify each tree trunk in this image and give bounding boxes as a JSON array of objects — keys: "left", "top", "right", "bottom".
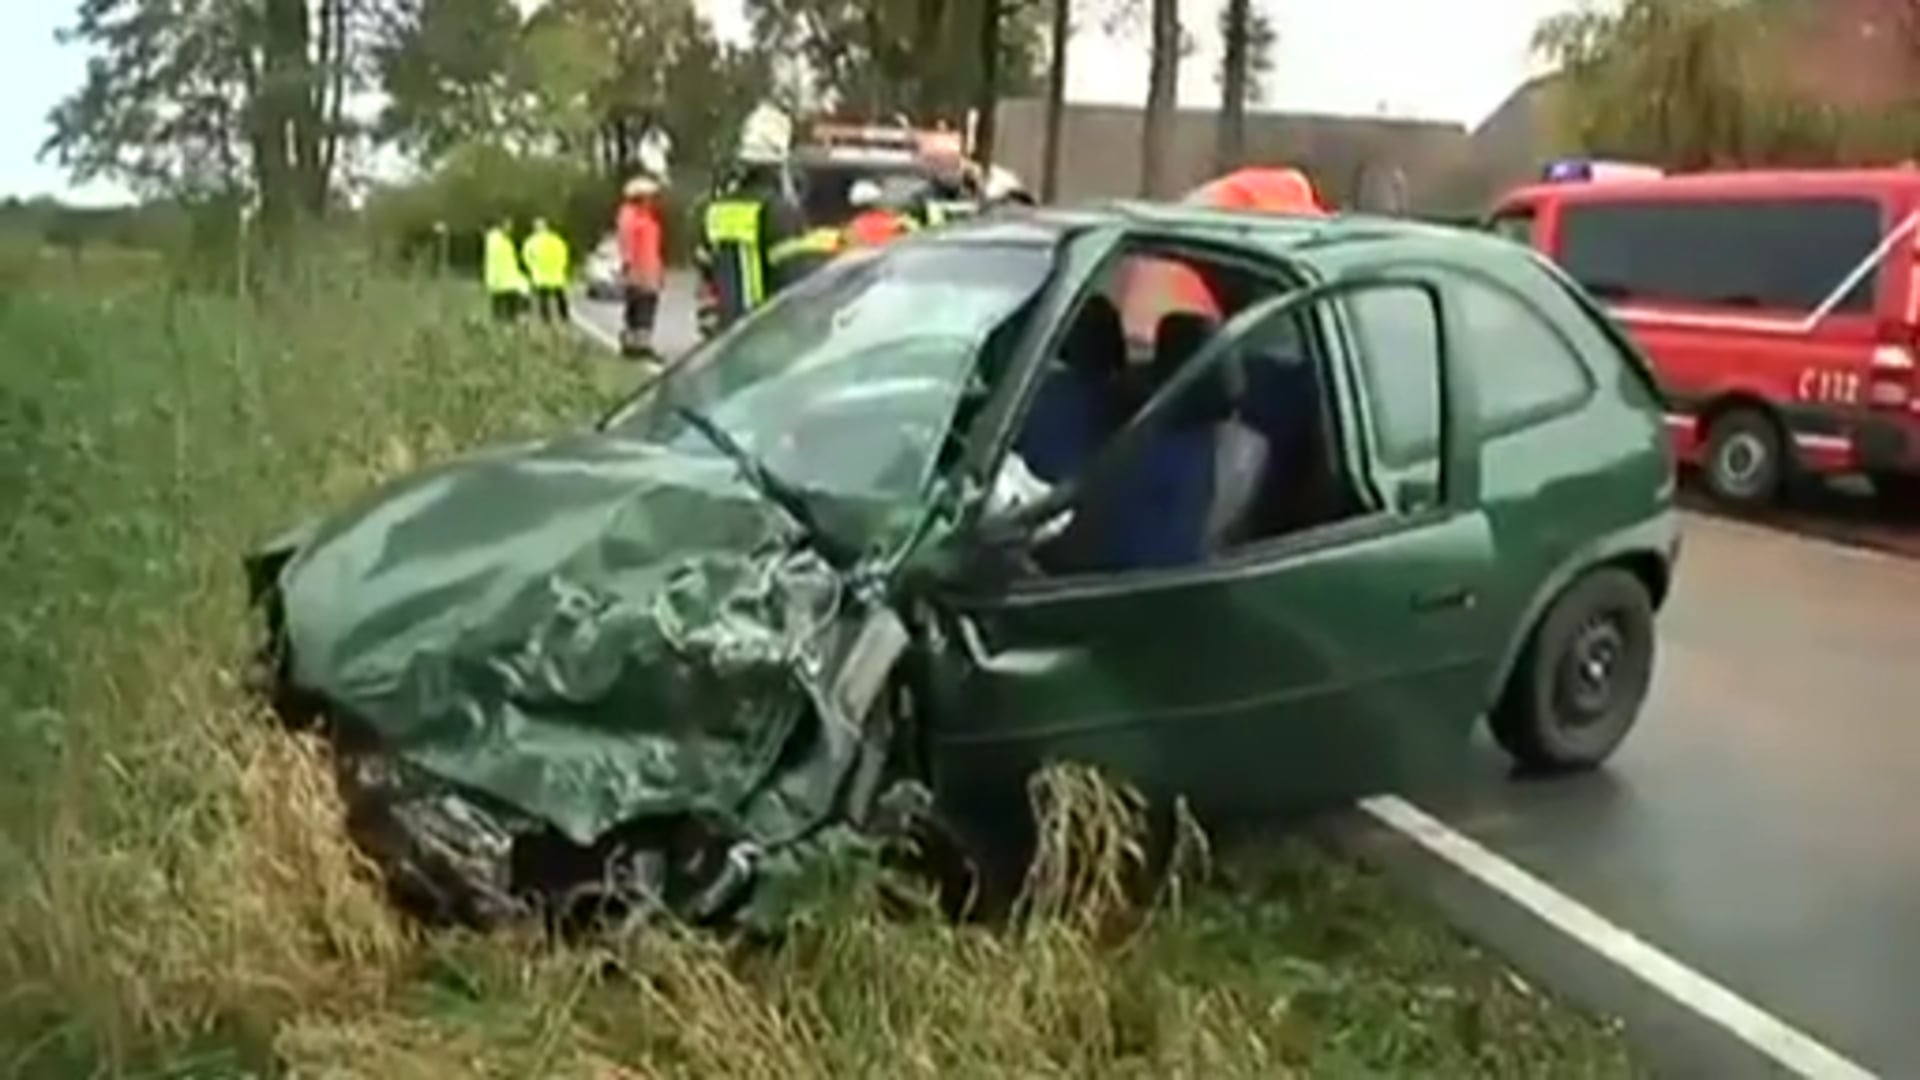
[
  {"left": 317, "top": 0, "right": 349, "bottom": 204},
  {"left": 255, "top": 0, "right": 328, "bottom": 233},
  {"left": 1041, "top": 0, "right": 1070, "bottom": 201},
  {"left": 973, "top": 0, "right": 1003, "bottom": 169},
  {"left": 1140, "top": 0, "right": 1179, "bottom": 197},
  {"left": 913, "top": 0, "right": 947, "bottom": 117},
  {"left": 1216, "top": 0, "right": 1250, "bottom": 173}
]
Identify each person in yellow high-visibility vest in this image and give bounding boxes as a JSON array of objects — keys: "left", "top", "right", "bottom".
[
  {"left": 521, "top": 217, "right": 571, "bottom": 323},
  {"left": 483, "top": 218, "right": 531, "bottom": 322}
]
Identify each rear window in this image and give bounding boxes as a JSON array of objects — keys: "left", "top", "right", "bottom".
[{"left": 1558, "top": 197, "right": 1883, "bottom": 314}]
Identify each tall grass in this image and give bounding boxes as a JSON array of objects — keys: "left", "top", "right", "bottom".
[{"left": 0, "top": 256, "right": 1637, "bottom": 1077}]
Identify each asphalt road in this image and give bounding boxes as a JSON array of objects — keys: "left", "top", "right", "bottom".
[
  {"left": 1376, "top": 512, "right": 1920, "bottom": 1075},
  {"left": 572, "top": 273, "right": 699, "bottom": 358},
  {"left": 572, "top": 281, "right": 1919, "bottom": 1075}
]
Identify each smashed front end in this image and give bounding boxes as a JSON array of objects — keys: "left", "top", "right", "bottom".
[{"left": 245, "top": 432, "right": 925, "bottom": 932}]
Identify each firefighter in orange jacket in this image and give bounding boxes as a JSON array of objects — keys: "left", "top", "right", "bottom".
[
  {"left": 842, "top": 179, "right": 914, "bottom": 247},
  {"left": 617, "top": 175, "right": 666, "bottom": 359}
]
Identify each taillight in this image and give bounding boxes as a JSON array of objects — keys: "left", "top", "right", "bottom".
[{"left": 1869, "top": 342, "right": 1916, "bottom": 410}]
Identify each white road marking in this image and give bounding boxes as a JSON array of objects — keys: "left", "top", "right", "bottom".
[
  {"left": 1360, "top": 794, "right": 1879, "bottom": 1080},
  {"left": 569, "top": 301, "right": 621, "bottom": 351}
]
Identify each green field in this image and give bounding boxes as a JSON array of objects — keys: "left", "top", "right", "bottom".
[{"left": 0, "top": 249, "right": 1638, "bottom": 1077}]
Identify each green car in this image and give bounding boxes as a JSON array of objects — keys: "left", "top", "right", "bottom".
[{"left": 248, "top": 206, "right": 1678, "bottom": 927}]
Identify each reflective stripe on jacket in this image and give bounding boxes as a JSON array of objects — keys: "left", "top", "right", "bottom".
[
  {"left": 767, "top": 226, "right": 842, "bottom": 291},
  {"left": 921, "top": 199, "right": 978, "bottom": 228},
  {"left": 522, "top": 229, "right": 570, "bottom": 289},
  {"left": 703, "top": 199, "right": 766, "bottom": 321},
  {"left": 484, "top": 229, "right": 530, "bottom": 294}
]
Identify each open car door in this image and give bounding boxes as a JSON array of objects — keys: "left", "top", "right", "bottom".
[{"left": 926, "top": 271, "right": 1501, "bottom": 824}]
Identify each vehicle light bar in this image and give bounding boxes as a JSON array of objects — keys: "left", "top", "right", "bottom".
[{"left": 1543, "top": 158, "right": 1665, "bottom": 183}]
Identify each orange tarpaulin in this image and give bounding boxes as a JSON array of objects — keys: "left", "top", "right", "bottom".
[{"left": 1118, "top": 167, "right": 1328, "bottom": 344}]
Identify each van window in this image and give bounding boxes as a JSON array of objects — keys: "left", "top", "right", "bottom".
[{"left": 1558, "top": 198, "right": 1882, "bottom": 314}]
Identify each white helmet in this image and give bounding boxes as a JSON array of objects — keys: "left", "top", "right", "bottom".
[
  {"left": 848, "top": 179, "right": 884, "bottom": 208},
  {"left": 983, "top": 165, "right": 1029, "bottom": 204}
]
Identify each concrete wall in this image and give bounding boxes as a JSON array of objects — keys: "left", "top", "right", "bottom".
[{"left": 992, "top": 98, "right": 1475, "bottom": 211}]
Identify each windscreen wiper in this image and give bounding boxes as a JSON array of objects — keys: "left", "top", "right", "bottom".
[{"left": 672, "top": 404, "right": 850, "bottom": 562}]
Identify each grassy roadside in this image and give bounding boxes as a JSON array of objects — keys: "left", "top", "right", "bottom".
[{"left": 0, "top": 253, "right": 1638, "bottom": 1077}]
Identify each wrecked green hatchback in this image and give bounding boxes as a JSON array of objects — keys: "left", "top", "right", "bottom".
[{"left": 249, "top": 208, "right": 1679, "bottom": 927}]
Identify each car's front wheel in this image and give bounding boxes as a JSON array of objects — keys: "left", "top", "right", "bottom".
[{"left": 1490, "top": 568, "right": 1656, "bottom": 773}]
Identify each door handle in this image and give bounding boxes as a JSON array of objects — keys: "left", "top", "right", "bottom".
[{"left": 1412, "top": 586, "right": 1475, "bottom": 613}]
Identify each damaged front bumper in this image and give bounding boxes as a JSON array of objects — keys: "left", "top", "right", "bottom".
[{"left": 244, "top": 435, "right": 936, "bottom": 932}]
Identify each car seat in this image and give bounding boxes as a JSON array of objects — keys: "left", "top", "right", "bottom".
[
  {"left": 1016, "top": 295, "right": 1126, "bottom": 483},
  {"left": 1084, "top": 312, "right": 1237, "bottom": 570},
  {"left": 1242, "top": 347, "right": 1345, "bottom": 533}
]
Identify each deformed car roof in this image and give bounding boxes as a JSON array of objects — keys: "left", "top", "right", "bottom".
[{"left": 935, "top": 203, "right": 1529, "bottom": 267}]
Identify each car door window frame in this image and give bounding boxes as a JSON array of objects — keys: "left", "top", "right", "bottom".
[
  {"left": 961, "top": 227, "right": 1306, "bottom": 513},
  {"left": 985, "top": 269, "right": 1471, "bottom": 602},
  {"left": 1440, "top": 264, "right": 1598, "bottom": 440},
  {"left": 1336, "top": 282, "right": 1447, "bottom": 475}
]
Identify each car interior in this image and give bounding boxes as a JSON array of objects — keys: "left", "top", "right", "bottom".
[{"left": 1013, "top": 246, "right": 1367, "bottom": 577}]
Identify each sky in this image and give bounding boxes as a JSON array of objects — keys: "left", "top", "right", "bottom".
[{"left": 0, "top": 0, "right": 1581, "bottom": 204}]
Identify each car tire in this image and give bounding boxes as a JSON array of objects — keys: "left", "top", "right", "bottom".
[
  {"left": 1702, "top": 407, "right": 1786, "bottom": 507},
  {"left": 1490, "top": 568, "right": 1656, "bottom": 774}
]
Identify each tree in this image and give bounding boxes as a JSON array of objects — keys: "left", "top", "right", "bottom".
[
  {"left": 1528, "top": 0, "right": 1920, "bottom": 169},
  {"left": 373, "top": 0, "right": 765, "bottom": 181},
  {"left": 45, "top": 0, "right": 363, "bottom": 232},
  {"left": 974, "top": 0, "right": 1006, "bottom": 167},
  {"left": 744, "top": 0, "right": 1045, "bottom": 123},
  {"left": 1534, "top": 0, "right": 1762, "bottom": 169},
  {"left": 1140, "top": 0, "right": 1180, "bottom": 196},
  {"left": 1214, "top": 0, "right": 1254, "bottom": 171},
  {"left": 371, "top": 0, "right": 525, "bottom": 159},
  {"left": 1041, "top": 0, "right": 1071, "bottom": 201}
]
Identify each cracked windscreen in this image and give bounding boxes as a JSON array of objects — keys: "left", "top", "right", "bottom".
[{"left": 606, "top": 241, "right": 1054, "bottom": 509}]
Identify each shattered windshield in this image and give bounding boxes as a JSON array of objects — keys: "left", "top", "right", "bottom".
[{"left": 607, "top": 241, "right": 1053, "bottom": 509}]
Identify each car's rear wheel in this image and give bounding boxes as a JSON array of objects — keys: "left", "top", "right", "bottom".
[
  {"left": 1702, "top": 407, "right": 1786, "bottom": 507},
  {"left": 1490, "top": 568, "right": 1655, "bottom": 773}
]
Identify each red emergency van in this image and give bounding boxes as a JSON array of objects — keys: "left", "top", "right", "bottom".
[{"left": 1488, "top": 167, "right": 1920, "bottom": 507}]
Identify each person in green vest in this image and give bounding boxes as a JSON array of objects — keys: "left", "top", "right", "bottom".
[
  {"left": 521, "top": 217, "right": 571, "bottom": 324},
  {"left": 692, "top": 162, "right": 807, "bottom": 337},
  {"left": 483, "top": 217, "right": 531, "bottom": 322}
]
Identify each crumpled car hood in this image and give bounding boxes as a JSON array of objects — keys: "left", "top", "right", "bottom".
[{"left": 252, "top": 429, "right": 848, "bottom": 849}]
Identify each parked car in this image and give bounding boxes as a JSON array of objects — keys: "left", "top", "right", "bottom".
[
  {"left": 1489, "top": 165, "right": 1920, "bottom": 507},
  {"left": 248, "top": 207, "right": 1678, "bottom": 927},
  {"left": 583, "top": 233, "right": 622, "bottom": 300}
]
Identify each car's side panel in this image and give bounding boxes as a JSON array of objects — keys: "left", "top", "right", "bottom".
[
  {"left": 1308, "top": 236, "right": 1677, "bottom": 715},
  {"left": 928, "top": 510, "right": 1499, "bottom": 817},
  {"left": 1447, "top": 249, "right": 1679, "bottom": 704}
]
